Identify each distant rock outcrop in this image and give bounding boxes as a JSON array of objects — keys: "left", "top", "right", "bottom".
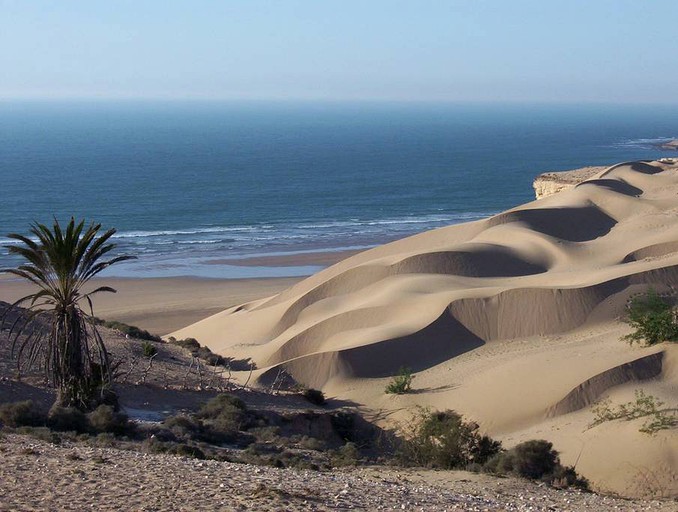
[
  {"left": 656, "top": 139, "right": 678, "bottom": 150},
  {"left": 533, "top": 165, "right": 608, "bottom": 199}
]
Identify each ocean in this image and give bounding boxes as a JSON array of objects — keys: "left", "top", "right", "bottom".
[{"left": 1, "top": 101, "right": 677, "bottom": 278}]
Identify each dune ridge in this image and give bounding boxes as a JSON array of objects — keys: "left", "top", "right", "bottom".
[
  {"left": 173, "top": 159, "right": 678, "bottom": 497},
  {"left": 173, "top": 159, "right": 678, "bottom": 381}
]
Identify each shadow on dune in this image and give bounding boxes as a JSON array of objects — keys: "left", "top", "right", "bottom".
[
  {"left": 575, "top": 179, "right": 643, "bottom": 197},
  {"left": 260, "top": 264, "right": 678, "bottom": 389},
  {"left": 623, "top": 241, "right": 678, "bottom": 263},
  {"left": 487, "top": 206, "right": 617, "bottom": 242},
  {"left": 546, "top": 351, "right": 665, "bottom": 417},
  {"left": 334, "top": 308, "right": 485, "bottom": 378},
  {"left": 598, "top": 160, "right": 661, "bottom": 179},
  {"left": 392, "top": 245, "right": 548, "bottom": 277},
  {"left": 260, "top": 309, "right": 486, "bottom": 388},
  {"left": 409, "top": 383, "right": 460, "bottom": 395},
  {"left": 630, "top": 161, "right": 663, "bottom": 174}
]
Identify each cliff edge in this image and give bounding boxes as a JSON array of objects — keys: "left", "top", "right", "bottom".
[{"left": 533, "top": 158, "right": 677, "bottom": 199}]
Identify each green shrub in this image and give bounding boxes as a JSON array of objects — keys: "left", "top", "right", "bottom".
[
  {"left": 489, "top": 439, "right": 557, "bottom": 479},
  {"left": 297, "top": 435, "right": 326, "bottom": 451},
  {"left": 143, "top": 438, "right": 205, "bottom": 459},
  {"left": 197, "top": 394, "right": 248, "bottom": 441},
  {"left": 48, "top": 406, "right": 88, "bottom": 433},
  {"left": 142, "top": 341, "right": 158, "bottom": 358},
  {"left": 550, "top": 465, "right": 590, "bottom": 490},
  {"left": 87, "top": 405, "right": 130, "bottom": 435},
  {"left": 168, "top": 337, "right": 252, "bottom": 369},
  {"left": 163, "top": 414, "right": 203, "bottom": 441},
  {"left": 0, "top": 400, "right": 47, "bottom": 428},
  {"left": 196, "top": 346, "right": 225, "bottom": 366},
  {"left": 92, "top": 318, "right": 162, "bottom": 342},
  {"left": 171, "top": 443, "right": 206, "bottom": 459},
  {"left": 16, "top": 426, "right": 61, "bottom": 444},
  {"left": 399, "top": 409, "right": 501, "bottom": 468},
  {"left": 590, "top": 389, "right": 677, "bottom": 434},
  {"left": 303, "top": 388, "right": 326, "bottom": 406},
  {"left": 622, "top": 289, "right": 678, "bottom": 346},
  {"left": 170, "top": 337, "right": 201, "bottom": 351},
  {"left": 331, "top": 442, "right": 361, "bottom": 467},
  {"left": 485, "top": 439, "right": 588, "bottom": 490},
  {"left": 385, "top": 367, "right": 414, "bottom": 394},
  {"left": 197, "top": 394, "right": 246, "bottom": 419}
]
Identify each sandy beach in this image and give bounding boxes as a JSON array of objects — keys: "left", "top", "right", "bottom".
[
  {"left": 0, "top": 249, "right": 362, "bottom": 335},
  {"left": 0, "top": 274, "right": 299, "bottom": 335}
]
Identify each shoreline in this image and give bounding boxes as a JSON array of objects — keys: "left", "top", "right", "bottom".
[
  {"left": 0, "top": 246, "right": 361, "bottom": 334},
  {"left": 0, "top": 275, "right": 302, "bottom": 335}
]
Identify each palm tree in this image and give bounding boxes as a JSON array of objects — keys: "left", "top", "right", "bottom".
[{"left": 2, "top": 218, "right": 134, "bottom": 410}]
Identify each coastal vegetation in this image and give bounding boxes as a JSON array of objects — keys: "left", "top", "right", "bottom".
[
  {"left": 167, "top": 335, "right": 255, "bottom": 370},
  {"left": 622, "top": 289, "right": 678, "bottom": 346},
  {"left": 589, "top": 390, "right": 678, "bottom": 435},
  {"left": 92, "top": 317, "right": 161, "bottom": 342},
  {"left": 1, "top": 218, "right": 134, "bottom": 411},
  {"left": 396, "top": 409, "right": 588, "bottom": 489},
  {"left": 0, "top": 392, "right": 588, "bottom": 490}
]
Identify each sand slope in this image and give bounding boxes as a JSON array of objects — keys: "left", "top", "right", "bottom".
[{"left": 173, "top": 160, "right": 678, "bottom": 497}]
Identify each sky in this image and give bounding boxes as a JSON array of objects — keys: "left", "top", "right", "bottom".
[{"left": 1, "top": 0, "right": 677, "bottom": 104}]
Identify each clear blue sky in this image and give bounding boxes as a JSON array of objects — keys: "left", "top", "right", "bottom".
[{"left": 1, "top": 0, "right": 677, "bottom": 103}]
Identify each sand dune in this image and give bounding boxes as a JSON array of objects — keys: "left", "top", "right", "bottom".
[{"left": 172, "top": 159, "right": 678, "bottom": 497}]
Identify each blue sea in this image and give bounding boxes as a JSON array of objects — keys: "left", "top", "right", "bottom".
[{"left": 1, "top": 101, "right": 677, "bottom": 278}]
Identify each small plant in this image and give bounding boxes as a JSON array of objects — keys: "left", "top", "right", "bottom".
[
  {"left": 196, "top": 393, "right": 248, "bottom": 440},
  {"left": 47, "top": 405, "right": 88, "bottom": 433},
  {"left": 622, "top": 289, "right": 678, "bottom": 346},
  {"left": 0, "top": 400, "right": 47, "bottom": 428},
  {"left": 169, "top": 442, "right": 206, "bottom": 460},
  {"left": 589, "top": 389, "right": 677, "bottom": 434},
  {"left": 385, "top": 367, "right": 414, "bottom": 394},
  {"left": 16, "top": 426, "right": 61, "bottom": 444},
  {"left": 331, "top": 442, "right": 361, "bottom": 467},
  {"left": 87, "top": 405, "right": 130, "bottom": 435},
  {"left": 163, "top": 414, "right": 203, "bottom": 441},
  {"left": 141, "top": 341, "right": 158, "bottom": 358},
  {"left": 170, "top": 337, "right": 201, "bottom": 351},
  {"left": 303, "top": 388, "right": 326, "bottom": 406}
]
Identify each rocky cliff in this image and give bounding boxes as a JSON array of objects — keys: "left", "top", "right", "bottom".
[
  {"left": 533, "top": 158, "right": 677, "bottom": 199},
  {"left": 532, "top": 165, "right": 608, "bottom": 199}
]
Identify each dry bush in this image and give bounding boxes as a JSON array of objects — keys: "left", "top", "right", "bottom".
[{"left": 0, "top": 400, "right": 47, "bottom": 428}]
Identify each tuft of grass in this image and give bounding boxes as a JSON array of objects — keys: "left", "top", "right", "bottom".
[
  {"left": 87, "top": 405, "right": 131, "bottom": 435},
  {"left": 385, "top": 367, "right": 414, "bottom": 394},
  {"left": 141, "top": 341, "right": 158, "bottom": 358}
]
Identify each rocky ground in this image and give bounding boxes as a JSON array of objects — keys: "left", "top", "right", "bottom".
[{"left": 1, "top": 432, "right": 675, "bottom": 512}]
